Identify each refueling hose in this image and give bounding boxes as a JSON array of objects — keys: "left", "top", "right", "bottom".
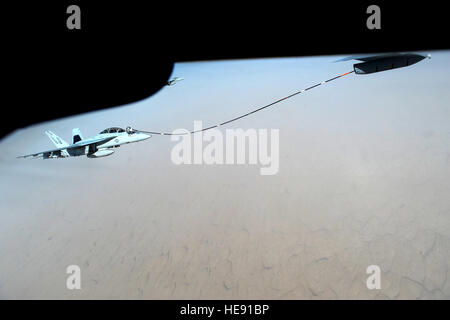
[{"left": 126, "top": 70, "right": 355, "bottom": 136}]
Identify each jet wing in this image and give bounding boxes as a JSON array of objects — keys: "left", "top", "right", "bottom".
[
  {"left": 334, "top": 53, "right": 403, "bottom": 62},
  {"left": 17, "top": 136, "right": 116, "bottom": 159}
]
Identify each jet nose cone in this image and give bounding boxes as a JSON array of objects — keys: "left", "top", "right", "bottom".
[{"left": 139, "top": 133, "right": 152, "bottom": 141}]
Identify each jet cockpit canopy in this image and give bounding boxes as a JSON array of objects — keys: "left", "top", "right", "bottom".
[{"left": 99, "top": 127, "right": 125, "bottom": 134}]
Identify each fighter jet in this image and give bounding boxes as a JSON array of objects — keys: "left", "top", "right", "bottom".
[
  {"left": 166, "top": 77, "right": 184, "bottom": 86},
  {"left": 17, "top": 127, "right": 151, "bottom": 159},
  {"left": 335, "top": 52, "right": 431, "bottom": 74}
]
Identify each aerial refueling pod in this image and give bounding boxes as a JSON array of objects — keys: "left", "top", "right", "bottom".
[
  {"left": 353, "top": 54, "right": 427, "bottom": 74},
  {"left": 336, "top": 53, "right": 430, "bottom": 74}
]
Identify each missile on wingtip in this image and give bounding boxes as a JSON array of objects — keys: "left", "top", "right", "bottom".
[{"left": 335, "top": 53, "right": 430, "bottom": 74}]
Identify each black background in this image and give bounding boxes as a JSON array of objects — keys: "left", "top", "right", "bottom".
[{"left": 0, "top": 300, "right": 443, "bottom": 318}]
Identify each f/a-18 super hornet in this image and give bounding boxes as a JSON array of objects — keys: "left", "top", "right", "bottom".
[
  {"left": 166, "top": 77, "right": 184, "bottom": 86},
  {"left": 18, "top": 127, "right": 151, "bottom": 159}
]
